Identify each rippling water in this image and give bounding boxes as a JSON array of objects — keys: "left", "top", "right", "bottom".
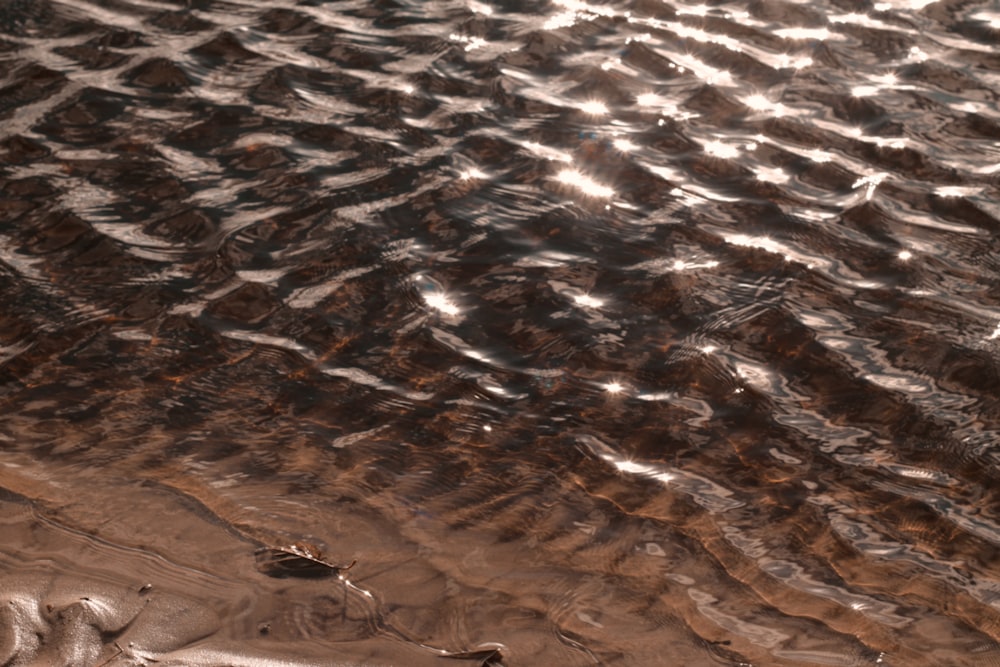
[{"left": 2, "top": 0, "right": 1000, "bottom": 665}]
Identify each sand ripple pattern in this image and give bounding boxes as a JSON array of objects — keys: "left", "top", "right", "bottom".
[{"left": 2, "top": 0, "right": 1000, "bottom": 665}]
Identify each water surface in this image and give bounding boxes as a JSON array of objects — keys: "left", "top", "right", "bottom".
[{"left": 3, "top": 0, "right": 1000, "bottom": 664}]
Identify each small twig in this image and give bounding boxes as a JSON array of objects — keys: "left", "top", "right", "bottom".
[{"left": 94, "top": 642, "right": 124, "bottom": 667}]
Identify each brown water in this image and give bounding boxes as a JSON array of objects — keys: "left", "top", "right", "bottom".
[{"left": 2, "top": 0, "right": 1000, "bottom": 665}]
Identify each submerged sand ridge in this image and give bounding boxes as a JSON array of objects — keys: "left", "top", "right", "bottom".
[{"left": 0, "top": 464, "right": 506, "bottom": 667}]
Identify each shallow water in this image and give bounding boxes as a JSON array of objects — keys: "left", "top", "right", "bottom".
[{"left": 2, "top": 0, "right": 1000, "bottom": 665}]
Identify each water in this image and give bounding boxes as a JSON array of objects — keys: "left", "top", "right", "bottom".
[{"left": 2, "top": 0, "right": 1000, "bottom": 664}]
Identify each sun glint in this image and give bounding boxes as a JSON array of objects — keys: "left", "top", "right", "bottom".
[
  {"left": 580, "top": 100, "right": 609, "bottom": 115},
  {"left": 556, "top": 169, "right": 615, "bottom": 198}
]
